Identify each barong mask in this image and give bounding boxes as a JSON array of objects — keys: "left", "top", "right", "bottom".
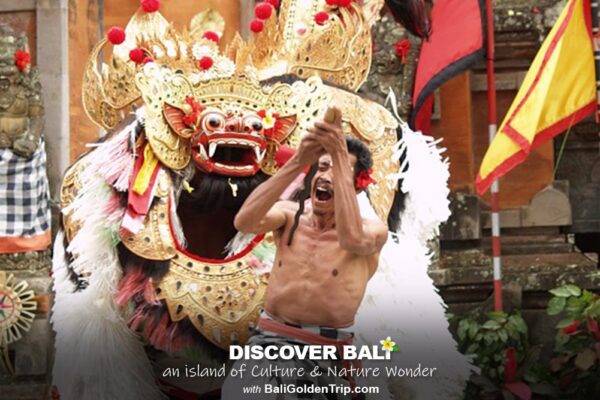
[{"left": 80, "top": 1, "right": 399, "bottom": 220}]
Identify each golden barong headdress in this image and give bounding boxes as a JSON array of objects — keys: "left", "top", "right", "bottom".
[{"left": 82, "top": 0, "right": 399, "bottom": 220}]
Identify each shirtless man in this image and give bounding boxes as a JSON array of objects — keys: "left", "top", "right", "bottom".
[{"left": 222, "top": 107, "right": 388, "bottom": 399}]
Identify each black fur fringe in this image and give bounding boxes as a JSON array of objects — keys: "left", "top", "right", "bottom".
[{"left": 385, "top": 0, "right": 431, "bottom": 39}]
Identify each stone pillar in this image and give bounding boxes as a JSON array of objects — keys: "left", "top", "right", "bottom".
[{"left": 36, "top": 0, "right": 69, "bottom": 201}]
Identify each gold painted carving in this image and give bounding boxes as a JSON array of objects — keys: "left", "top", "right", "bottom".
[
  {"left": 156, "top": 249, "right": 268, "bottom": 349},
  {"left": 120, "top": 169, "right": 177, "bottom": 260}
]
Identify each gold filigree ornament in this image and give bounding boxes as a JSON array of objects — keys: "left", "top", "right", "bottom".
[
  {"left": 0, "top": 272, "right": 37, "bottom": 374},
  {"left": 82, "top": 0, "right": 386, "bottom": 129},
  {"left": 155, "top": 246, "right": 269, "bottom": 349}
]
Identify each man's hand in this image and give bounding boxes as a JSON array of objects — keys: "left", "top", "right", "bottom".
[
  {"left": 296, "top": 133, "right": 325, "bottom": 166},
  {"left": 308, "top": 107, "right": 346, "bottom": 156}
]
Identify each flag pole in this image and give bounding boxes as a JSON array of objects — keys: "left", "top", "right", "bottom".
[
  {"left": 485, "top": 0, "right": 502, "bottom": 312},
  {"left": 591, "top": 0, "right": 600, "bottom": 121}
]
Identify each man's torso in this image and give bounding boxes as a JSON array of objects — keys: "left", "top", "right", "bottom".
[{"left": 264, "top": 209, "right": 378, "bottom": 328}]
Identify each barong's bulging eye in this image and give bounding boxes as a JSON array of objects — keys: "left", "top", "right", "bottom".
[
  {"left": 202, "top": 112, "right": 225, "bottom": 132},
  {"left": 243, "top": 115, "right": 263, "bottom": 133}
]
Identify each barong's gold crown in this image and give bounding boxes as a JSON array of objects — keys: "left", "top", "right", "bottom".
[
  {"left": 82, "top": 0, "right": 385, "bottom": 132},
  {"left": 80, "top": 0, "right": 399, "bottom": 222}
]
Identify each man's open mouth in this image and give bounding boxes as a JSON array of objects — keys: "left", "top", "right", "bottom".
[
  {"left": 315, "top": 186, "right": 333, "bottom": 202},
  {"left": 193, "top": 133, "right": 267, "bottom": 176}
]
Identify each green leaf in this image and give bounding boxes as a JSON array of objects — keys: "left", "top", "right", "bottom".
[
  {"left": 509, "top": 315, "right": 528, "bottom": 334},
  {"left": 498, "top": 330, "right": 508, "bottom": 342},
  {"left": 487, "top": 311, "right": 508, "bottom": 323},
  {"left": 547, "top": 297, "right": 567, "bottom": 316},
  {"left": 483, "top": 320, "right": 502, "bottom": 330},
  {"left": 504, "top": 323, "right": 519, "bottom": 340},
  {"left": 584, "top": 300, "right": 600, "bottom": 319},
  {"left": 483, "top": 332, "right": 499, "bottom": 345},
  {"left": 392, "top": 345, "right": 399, "bottom": 352},
  {"left": 466, "top": 343, "right": 479, "bottom": 354},
  {"left": 565, "top": 296, "right": 586, "bottom": 315},
  {"left": 581, "top": 290, "right": 594, "bottom": 302},
  {"left": 468, "top": 321, "right": 479, "bottom": 339},
  {"left": 556, "top": 317, "right": 576, "bottom": 329},
  {"left": 550, "top": 286, "right": 578, "bottom": 298},
  {"left": 564, "top": 284, "right": 582, "bottom": 297}
]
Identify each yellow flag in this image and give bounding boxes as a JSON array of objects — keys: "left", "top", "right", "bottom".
[{"left": 476, "top": 0, "right": 596, "bottom": 195}]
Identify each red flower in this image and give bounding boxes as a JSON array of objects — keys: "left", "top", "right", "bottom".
[
  {"left": 266, "top": 0, "right": 280, "bottom": 8},
  {"left": 14, "top": 49, "right": 30, "bottom": 72},
  {"left": 504, "top": 347, "right": 518, "bottom": 383},
  {"left": 561, "top": 320, "right": 580, "bottom": 335},
  {"left": 183, "top": 113, "right": 198, "bottom": 127},
  {"left": 255, "top": 2, "right": 274, "bottom": 20},
  {"left": 185, "top": 96, "right": 204, "bottom": 113},
  {"left": 339, "top": 0, "right": 352, "bottom": 7},
  {"left": 532, "top": 7, "right": 540, "bottom": 14},
  {"left": 182, "top": 97, "right": 205, "bottom": 128},
  {"left": 141, "top": 0, "right": 160, "bottom": 13},
  {"left": 325, "top": 0, "right": 339, "bottom": 5},
  {"left": 202, "top": 31, "right": 220, "bottom": 43},
  {"left": 394, "top": 39, "right": 411, "bottom": 64},
  {"left": 107, "top": 26, "right": 126, "bottom": 45},
  {"left": 143, "top": 57, "right": 154, "bottom": 64},
  {"left": 355, "top": 168, "right": 376, "bottom": 191},
  {"left": 250, "top": 19, "right": 265, "bottom": 33},
  {"left": 314, "top": 11, "right": 329, "bottom": 26},
  {"left": 198, "top": 56, "right": 214, "bottom": 70},
  {"left": 129, "top": 48, "right": 145, "bottom": 64}
]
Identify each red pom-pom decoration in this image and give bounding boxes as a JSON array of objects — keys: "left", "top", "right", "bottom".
[
  {"left": 202, "top": 31, "right": 220, "bottom": 43},
  {"left": 255, "top": 2, "right": 274, "bottom": 20},
  {"left": 250, "top": 19, "right": 265, "bottom": 33},
  {"left": 338, "top": 0, "right": 352, "bottom": 7},
  {"left": 266, "top": 0, "right": 280, "bottom": 8},
  {"left": 129, "top": 48, "right": 145, "bottom": 64},
  {"left": 314, "top": 12, "right": 329, "bottom": 25},
  {"left": 107, "top": 27, "right": 126, "bottom": 45},
  {"left": 325, "top": 0, "right": 339, "bottom": 5},
  {"left": 198, "top": 56, "right": 214, "bottom": 70},
  {"left": 141, "top": 0, "right": 160, "bottom": 13},
  {"left": 143, "top": 57, "right": 154, "bottom": 64},
  {"left": 14, "top": 49, "right": 30, "bottom": 72}
]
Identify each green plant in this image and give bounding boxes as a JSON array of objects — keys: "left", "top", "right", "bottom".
[
  {"left": 457, "top": 311, "right": 554, "bottom": 400},
  {"left": 546, "top": 284, "right": 600, "bottom": 398}
]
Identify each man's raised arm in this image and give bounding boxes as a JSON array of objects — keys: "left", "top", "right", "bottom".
[
  {"left": 309, "top": 108, "right": 388, "bottom": 255},
  {"left": 234, "top": 134, "right": 324, "bottom": 234}
]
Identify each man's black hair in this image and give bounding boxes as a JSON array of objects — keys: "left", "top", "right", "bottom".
[{"left": 345, "top": 136, "right": 372, "bottom": 183}]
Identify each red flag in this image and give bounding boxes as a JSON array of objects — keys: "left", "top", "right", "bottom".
[{"left": 410, "top": 0, "right": 485, "bottom": 133}]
